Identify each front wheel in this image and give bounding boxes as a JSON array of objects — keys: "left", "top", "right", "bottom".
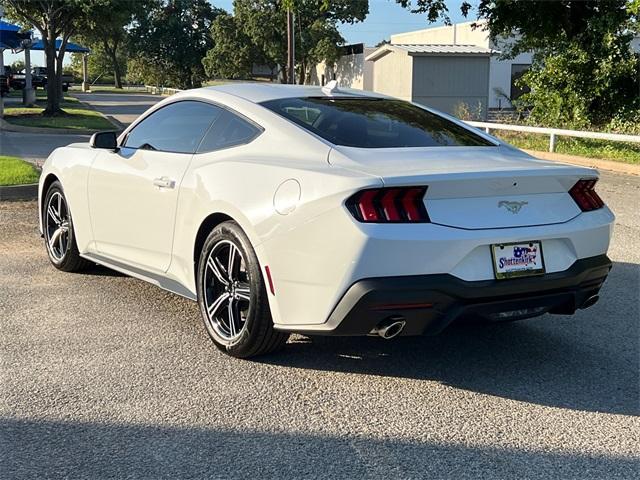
[
  {"left": 43, "top": 181, "right": 91, "bottom": 272},
  {"left": 196, "top": 221, "right": 289, "bottom": 358}
]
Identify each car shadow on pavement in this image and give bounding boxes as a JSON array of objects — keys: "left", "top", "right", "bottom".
[
  {"left": 1, "top": 418, "right": 637, "bottom": 479},
  {"left": 265, "top": 261, "right": 639, "bottom": 417},
  {"left": 80, "top": 264, "right": 127, "bottom": 277}
]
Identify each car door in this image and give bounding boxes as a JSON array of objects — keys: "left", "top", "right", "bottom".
[{"left": 87, "top": 100, "right": 223, "bottom": 273}]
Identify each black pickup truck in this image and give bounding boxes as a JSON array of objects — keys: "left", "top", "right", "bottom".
[{"left": 10, "top": 67, "right": 73, "bottom": 92}]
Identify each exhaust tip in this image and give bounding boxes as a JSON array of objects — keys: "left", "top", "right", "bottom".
[
  {"left": 371, "top": 317, "right": 406, "bottom": 340},
  {"left": 580, "top": 294, "right": 600, "bottom": 310}
]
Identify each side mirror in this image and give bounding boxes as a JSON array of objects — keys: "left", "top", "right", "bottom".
[{"left": 90, "top": 131, "right": 118, "bottom": 150}]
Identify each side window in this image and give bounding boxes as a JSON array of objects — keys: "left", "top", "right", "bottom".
[
  {"left": 197, "top": 110, "right": 262, "bottom": 153},
  {"left": 124, "top": 101, "right": 223, "bottom": 154}
]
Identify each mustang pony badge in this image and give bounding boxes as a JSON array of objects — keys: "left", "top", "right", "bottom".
[{"left": 498, "top": 200, "right": 528, "bottom": 214}]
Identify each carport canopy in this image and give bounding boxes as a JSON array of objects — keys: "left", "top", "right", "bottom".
[
  {"left": 30, "top": 38, "right": 90, "bottom": 53},
  {"left": 0, "top": 19, "right": 30, "bottom": 49}
]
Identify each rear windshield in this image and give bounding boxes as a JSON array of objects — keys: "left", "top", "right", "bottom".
[{"left": 260, "top": 97, "right": 493, "bottom": 148}]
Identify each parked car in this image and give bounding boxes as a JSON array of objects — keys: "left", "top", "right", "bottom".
[
  {"left": 38, "top": 83, "right": 614, "bottom": 358},
  {"left": 10, "top": 66, "right": 73, "bottom": 91}
]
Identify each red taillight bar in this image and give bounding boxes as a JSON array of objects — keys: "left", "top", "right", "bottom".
[
  {"left": 346, "top": 187, "right": 430, "bottom": 223},
  {"left": 569, "top": 178, "right": 604, "bottom": 212}
]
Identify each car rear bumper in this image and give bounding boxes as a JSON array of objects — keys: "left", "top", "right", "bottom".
[{"left": 289, "top": 254, "right": 612, "bottom": 336}]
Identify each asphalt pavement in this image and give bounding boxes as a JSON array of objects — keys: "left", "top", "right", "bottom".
[
  {"left": 0, "top": 92, "right": 159, "bottom": 166},
  {"left": 72, "top": 92, "right": 160, "bottom": 127},
  {"left": 0, "top": 171, "right": 638, "bottom": 479},
  {"left": 0, "top": 130, "right": 90, "bottom": 166}
]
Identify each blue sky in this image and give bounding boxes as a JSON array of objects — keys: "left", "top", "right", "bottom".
[{"left": 5, "top": 0, "right": 470, "bottom": 69}]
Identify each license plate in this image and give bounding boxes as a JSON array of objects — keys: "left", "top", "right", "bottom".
[{"left": 491, "top": 241, "right": 545, "bottom": 280}]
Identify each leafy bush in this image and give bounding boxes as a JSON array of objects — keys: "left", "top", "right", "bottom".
[
  {"left": 515, "top": 40, "right": 639, "bottom": 130},
  {"left": 453, "top": 101, "right": 485, "bottom": 121},
  {"left": 607, "top": 104, "right": 640, "bottom": 135}
]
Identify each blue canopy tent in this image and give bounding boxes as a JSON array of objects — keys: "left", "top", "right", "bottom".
[
  {"left": 1, "top": 20, "right": 30, "bottom": 103},
  {"left": 0, "top": 20, "right": 30, "bottom": 49},
  {"left": 29, "top": 39, "right": 91, "bottom": 93},
  {"left": 0, "top": 19, "right": 91, "bottom": 105}
]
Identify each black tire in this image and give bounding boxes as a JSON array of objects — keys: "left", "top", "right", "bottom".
[
  {"left": 196, "top": 221, "right": 289, "bottom": 358},
  {"left": 43, "top": 181, "right": 92, "bottom": 272}
]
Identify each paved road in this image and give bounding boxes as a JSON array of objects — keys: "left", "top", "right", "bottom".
[
  {"left": 0, "top": 131, "right": 89, "bottom": 166},
  {"left": 1, "top": 173, "right": 639, "bottom": 479},
  {"left": 0, "top": 93, "right": 160, "bottom": 164},
  {"left": 72, "top": 92, "right": 160, "bottom": 127}
]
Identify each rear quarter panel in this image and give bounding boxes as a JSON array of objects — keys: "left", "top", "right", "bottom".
[{"left": 167, "top": 133, "right": 380, "bottom": 326}]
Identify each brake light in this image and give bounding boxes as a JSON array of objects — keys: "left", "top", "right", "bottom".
[
  {"left": 569, "top": 179, "right": 604, "bottom": 212},
  {"left": 346, "top": 187, "right": 430, "bottom": 223}
]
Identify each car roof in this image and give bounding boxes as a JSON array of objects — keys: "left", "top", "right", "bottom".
[{"left": 199, "top": 83, "right": 389, "bottom": 104}]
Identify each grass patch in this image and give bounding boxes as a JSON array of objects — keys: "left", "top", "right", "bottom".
[
  {"left": 3, "top": 101, "right": 113, "bottom": 131},
  {"left": 6, "top": 91, "right": 80, "bottom": 104},
  {"left": 495, "top": 131, "right": 640, "bottom": 165},
  {"left": 0, "top": 156, "right": 40, "bottom": 186},
  {"left": 7, "top": 88, "right": 47, "bottom": 99},
  {"left": 71, "top": 85, "right": 148, "bottom": 94}
]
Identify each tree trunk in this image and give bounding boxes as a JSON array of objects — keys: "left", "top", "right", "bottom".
[
  {"left": 112, "top": 50, "right": 123, "bottom": 89},
  {"left": 44, "top": 40, "right": 60, "bottom": 115},
  {"left": 104, "top": 40, "right": 123, "bottom": 89},
  {"left": 55, "top": 52, "right": 63, "bottom": 103},
  {"left": 55, "top": 36, "right": 70, "bottom": 104}
]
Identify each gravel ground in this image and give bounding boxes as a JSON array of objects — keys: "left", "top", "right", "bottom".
[{"left": 0, "top": 171, "right": 638, "bottom": 479}]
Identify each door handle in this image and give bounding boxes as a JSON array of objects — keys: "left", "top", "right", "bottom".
[{"left": 153, "top": 177, "right": 176, "bottom": 189}]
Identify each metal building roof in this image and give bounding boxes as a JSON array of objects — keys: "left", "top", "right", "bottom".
[{"left": 366, "top": 43, "right": 497, "bottom": 61}]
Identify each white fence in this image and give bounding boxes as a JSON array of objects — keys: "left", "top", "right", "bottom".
[
  {"left": 465, "top": 121, "right": 640, "bottom": 153},
  {"left": 145, "top": 85, "right": 183, "bottom": 96}
]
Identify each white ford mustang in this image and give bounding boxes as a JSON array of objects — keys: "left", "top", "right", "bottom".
[{"left": 38, "top": 83, "right": 614, "bottom": 358}]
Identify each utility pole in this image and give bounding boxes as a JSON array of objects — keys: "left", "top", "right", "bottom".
[
  {"left": 286, "top": 9, "right": 294, "bottom": 84},
  {"left": 22, "top": 39, "right": 36, "bottom": 106}
]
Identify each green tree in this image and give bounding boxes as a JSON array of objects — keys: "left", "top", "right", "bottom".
[
  {"left": 128, "top": 0, "right": 223, "bottom": 89},
  {"left": 395, "top": 0, "right": 640, "bottom": 127},
  {"left": 203, "top": 1, "right": 368, "bottom": 83},
  {"left": 202, "top": 13, "right": 257, "bottom": 79},
  {"left": 4, "top": 0, "right": 100, "bottom": 114},
  {"left": 74, "top": 0, "right": 148, "bottom": 88},
  {"left": 70, "top": 44, "right": 126, "bottom": 85},
  {"left": 11, "top": 60, "right": 25, "bottom": 72}
]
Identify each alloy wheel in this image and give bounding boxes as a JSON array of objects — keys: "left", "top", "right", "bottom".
[
  {"left": 202, "top": 240, "right": 252, "bottom": 342},
  {"left": 45, "top": 191, "right": 70, "bottom": 262}
]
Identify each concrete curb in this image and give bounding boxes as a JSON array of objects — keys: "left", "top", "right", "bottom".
[
  {"left": 0, "top": 183, "right": 38, "bottom": 201},
  {"left": 524, "top": 150, "right": 640, "bottom": 176}
]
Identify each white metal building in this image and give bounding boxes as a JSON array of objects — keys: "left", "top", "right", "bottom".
[
  {"left": 365, "top": 44, "right": 494, "bottom": 117},
  {"left": 388, "top": 20, "right": 533, "bottom": 110},
  {"left": 309, "top": 44, "right": 376, "bottom": 91}
]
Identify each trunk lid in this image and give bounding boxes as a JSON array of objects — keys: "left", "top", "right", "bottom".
[{"left": 330, "top": 146, "right": 594, "bottom": 229}]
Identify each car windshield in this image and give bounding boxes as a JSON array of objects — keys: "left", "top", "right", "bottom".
[{"left": 260, "top": 97, "right": 493, "bottom": 148}]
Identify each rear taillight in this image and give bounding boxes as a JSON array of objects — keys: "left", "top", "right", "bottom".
[
  {"left": 346, "top": 187, "right": 430, "bottom": 223},
  {"left": 569, "top": 179, "right": 605, "bottom": 212}
]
